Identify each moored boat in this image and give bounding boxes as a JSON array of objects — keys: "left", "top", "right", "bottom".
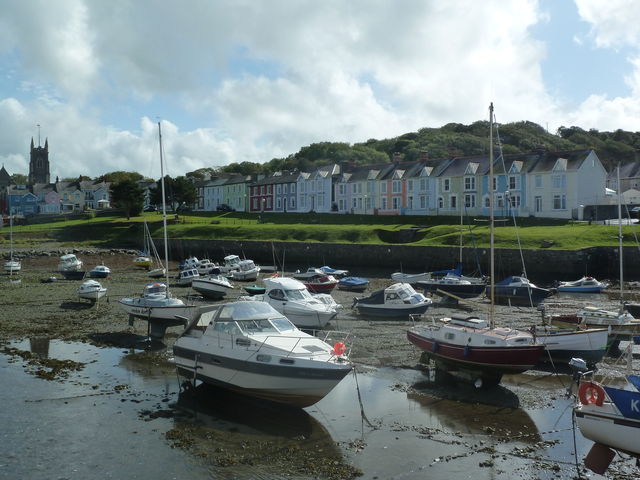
[
  {"left": 172, "top": 301, "right": 352, "bottom": 408},
  {"left": 176, "top": 268, "right": 200, "bottom": 286},
  {"left": 299, "top": 273, "right": 338, "bottom": 293},
  {"left": 229, "top": 259, "right": 260, "bottom": 281},
  {"left": 390, "top": 271, "right": 430, "bottom": 284},
  {"left": 89, "top": 264, "right": 111, "bottom": 278},
  {"left": 241, "top": 277, "right": 340, "bottom": 329},
  {"left": 338, "top": 276, "right": 369, "bottom": 292},
  {"left": 319, "top": 266, "right": 349, "bottom": 278},
  {"left": 192, "top": 274, "right": 233, "bottom": 299},
  {"left": 556, "top": 276, "right": 607, "bottom": 293},
  {"left": 354, "top": 283, "right": 432, "bottom": 319},
  {"left": 491, "top": 276, "right": 555, "bottom": 307},
  {"left": 77, "top": 279, "right": 107, "bottom": 301},
  {"left": 417, "top": 273, "right": 486, "bottom": 299},
  {"left": 532, "top": 325, "right": 609, "bottom": 365},
  {"left": 58, "top": 253, "right": 83, "bottom": 272}
]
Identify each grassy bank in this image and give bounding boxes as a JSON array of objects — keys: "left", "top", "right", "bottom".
[{"left": 1, "top": 211, "right": 637, "bottom": 250}]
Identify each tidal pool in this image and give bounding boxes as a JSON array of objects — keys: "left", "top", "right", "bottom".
[{"left": 0, "top": 339, "right": 636, "bottom": 479}]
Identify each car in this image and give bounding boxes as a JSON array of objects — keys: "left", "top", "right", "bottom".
[{"left": 216, "top": 204, "right": 235, "bottom": 212}]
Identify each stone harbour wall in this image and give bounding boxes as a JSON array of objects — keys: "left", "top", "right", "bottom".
[{"left": 163, "top": 238, "right": 640, "bottom": 283}]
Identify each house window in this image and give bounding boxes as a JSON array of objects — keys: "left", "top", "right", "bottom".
[
  {"left": 408, "top": 180, "right": 413, "bottom": 192},
  {"left": 276, "top": 184, "right": 281, "bottom": 194},
  {"left": 450, "top": 195, "right": 457, "bottom": 209},
  {"left": 260, "top": 186, "right": 265, "bottom": 195},
  {"left": 392, "top": 197, "right": 400, "bottom": 209},
  {"left": 508, "top": 194, "right": 521, "bottom": 208},
  {"left": 464, "top": 194, "right": 476, "bottom": 208},
  {"left": 352, "top": 198, "right": 357, "bottom": 209},
  {"left": 339, "top": 199, "right": 345, "bottom": 210},
  {"left": 276, "top": 198, "right": 281, "bottom": 209},
  {"left": 283, "top": 184, "right": 288, "bottom": 194},
  {"left": 381, "top": 183, "right": 387, "bottom": 193},
  {"left": 253, "top": 199, "right": 258, "bottom": 209},
  {"left": 553, "top": 194, "right": 566, "bottom": 210},
  {"left": 358, "top": 197, "right": 363, "bottom": 209},
  {"left": 392, "top": 180, "right": 401, "bottom": 193},
  {"left": 339, "top": 184, "right": 345, "bottom": 195},
  {"left": 382, "top": 197, "right": 388, "bottom": 210},
  {"left": 420, "top": 195, "right": 426, "bottom": 209},
  {"left": 367, "top": 181, "right": 375, "bottom": 193},
  {"left": 484, "top": 196, "right": 490, "bottom": 208},
  {"left": 535, "top": 196, "right": 542, "bottom": 212},
  {"left": 496, "top": 194, "right": 504, "bottom": 208},
  {"left": 420, "top": 179, "right": 427, "bottom": 191},
  {"left": 552, "top": 174, "right": 566, "bottom": 189},
  {"left": 438, "top": 196, "right": 444, "bottom": 209},
  {"left": 535, "top": 175, "right": 542, "bottom": 188},
  {"left": 464, "top": 176, "right": 475, "bottom": 191},
  {"left": 492, "top": 177, "right": 497, "bottom": 191},
  {"left": 408, "top": 196, "right": 413, "bottom": 209},
  {"left": 443, "top": 179, "right": 450, "bottom": 191},
  {"left": 267, "top": 197, "right": 272, "bottom": 208},
  {"left": 291, "top": 184, "right": 296, "bottom": 193},
  {"left": 509, "top": 175, "right": 518, "bottom": 190},
  {"left": 365, "top": 197, "right": 372, "bottom": 209}
]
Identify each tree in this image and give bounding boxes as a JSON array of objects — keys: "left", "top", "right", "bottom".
[
  {"left": 149, "top": 176, "right": 196, "bottom": 211},
  {"left": 97, "top": 171, "right": 144, "bottom": 183},
  {"left": 110, "top": 179, "right": 145, "bottom": 219},
  {"left": 11, "top": 173, "right": 27, "bottom": 185}
]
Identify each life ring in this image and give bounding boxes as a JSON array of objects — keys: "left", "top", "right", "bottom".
[
  {"left": 333, "top": 341, "right": 346, "bottom": 356},
  {"left": 578, "top": 381, "right": 605, "bottom": 406}
]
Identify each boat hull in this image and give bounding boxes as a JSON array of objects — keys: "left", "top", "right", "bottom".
[
  {"left": 78, "top": 289, "right": 107, "bottom": 301},
  {"left": 490, "top": 286, "right": 552, "bottom": 307},
  {"left": 536, "top": 329, "right": 608, "bottom": 365},
  {"left": 407, "top": 329, "right": 544, "bottom": 379},
  {"left": 557, "top": 286, "right": 605, "bottom": 293},
  {"left": 419, "top": 282, "right": 486, "bottom": 299},
  {"left": 356, "top": 302, "right": 430, "bottom": 318},
  {"left": 89, "top": 271, "right": 109, "bottom": 278},
  {"left": 576, "top": 403, "right": 640, "bottom": 456},
  {"left": 173, "top": 344, "right": 352, "bottom": 408},
  {"left": 61, "top": 270, "right": 86, "bottom": 280},
  {"left": 118, "top": 299, "right": 197, "bottom": 323},
  {"left": 191, "top": 279, "right": 232, "bottom": 299}
]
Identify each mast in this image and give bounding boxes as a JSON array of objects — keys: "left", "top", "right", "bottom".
[
  {"left": 617, "top": 164, "right": 623, "bottom": 304},
  {"left": 158, "top": 122, "right": 170, "bottom": 296},
  {"left": 489, "top": 103, "right": 495, "bottom": 324}
]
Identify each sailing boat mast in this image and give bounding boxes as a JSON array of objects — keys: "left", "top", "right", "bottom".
[
  {"left": 617, "top": 164, "right": 623, "bottom": 304},
  {"left": 158, "top": 122, "right": 170, "bottom": 295},
  {"left": 489, "top": 103, "right": 495, "bottom": 323}
]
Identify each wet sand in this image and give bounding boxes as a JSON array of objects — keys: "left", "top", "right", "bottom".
[{"left": 2, "top": 247, "right": 640, "bottom": 479}]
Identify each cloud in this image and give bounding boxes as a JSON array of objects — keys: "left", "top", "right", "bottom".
[{"left": 3, "top": 0, "right": 640, "bottom": 180}]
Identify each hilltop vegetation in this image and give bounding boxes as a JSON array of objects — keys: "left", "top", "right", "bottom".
[{"left": 208, "top": 121, "right": 640, "bottom": 178}]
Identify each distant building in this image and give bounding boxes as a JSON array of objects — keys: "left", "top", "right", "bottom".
[{"left": 28, "top": 138, "right": 50, "bottom": 185}]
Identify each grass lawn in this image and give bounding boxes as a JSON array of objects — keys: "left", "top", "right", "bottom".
[{"left": 1, "top": 211, "right": 637, "bottom": 250}]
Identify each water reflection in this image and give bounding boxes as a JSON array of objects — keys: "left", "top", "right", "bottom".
[
  {"left": 167, "top": 384, "right": 353, "bottom": 479},
  {"left": 28, "top": 337, "right": 51, "bottom": 357},
  {"left": 409, "top": 372, "right": 541, "bottom": 443}
]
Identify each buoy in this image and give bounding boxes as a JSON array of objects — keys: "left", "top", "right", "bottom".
[
  {"left": 333, "top": 341, "right": 346, "bottom": 356},
  {"left": 579, "top": 381, "right": 605, "bottom": 406}
]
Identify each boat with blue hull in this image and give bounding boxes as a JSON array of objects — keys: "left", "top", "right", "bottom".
[
  {"left": 338, "top": 276, "right": 369, "bottom": 292},
  {"left": 353, "top": 283, "right": 432, "bottom": 319},
  {"left": 491, "top": 276, "right": 555, "bottom": 307}
]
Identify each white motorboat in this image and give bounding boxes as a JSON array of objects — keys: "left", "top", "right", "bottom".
[
  {"left": 390, "top": 271, "right": 430, "bottom": 284},
  {"left": 77, "top": 279, "right": 107, "bottom": 301},
  {"left": 552, "top": 306, "right": 640, "bottom": 347},
  {"left": 354, "top": 283, "right": 432, "bottom": 319},
  {"left": 219, "top": 254, "right": 242, "bottom": 274},
  {"left": 556, "top": 276, "right": 607, "bottom": 293},
  {"left": 58, "top": 253, "right": 83, "bottom": 272},
  {"left": 229, "top": 259, "right": 260, "bottom": 281},
  {"left": 241, "top": 277, "right": 340, "bottom": 329},
  {"left": 4, "top": 215, "right": 20, "bottom": 274},
  {"left": 181, "top": 256, "right": 219, "bottom": 275},
  {"left": 172, "top": 301, "right": 352, "bottom": 408},
  {"left": 192, "top": 274, "right": 234, "bottom": 299},
  {"left": 89, "top": 264, "right": 111, "bottom": 278},
  {"left": 176, "top": 268, "right": 200, "bottom": 286}
]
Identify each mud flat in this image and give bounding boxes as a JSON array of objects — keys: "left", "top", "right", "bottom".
[{"left": 1, "top": 248, "right": 640, "bottom": 479}]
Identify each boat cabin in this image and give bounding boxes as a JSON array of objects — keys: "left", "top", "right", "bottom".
[{"left": 447, "top": 314, "right": 489, "bottom": 329}]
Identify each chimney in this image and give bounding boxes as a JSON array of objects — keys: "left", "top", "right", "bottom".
[
  {"left": 392, "top": 152, "right": 402, "bottom": 163},
  {"left": 420, "top": 150, "right": 429, "bottom": 162}
]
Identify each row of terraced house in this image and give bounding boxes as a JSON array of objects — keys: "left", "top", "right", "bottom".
[{"left": 196, "top": 149, "right": 611, "bottom": 219}]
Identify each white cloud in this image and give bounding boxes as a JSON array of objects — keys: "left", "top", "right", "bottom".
[
  {"left": 575, "top": 0, "right": 640, "bottom": 48},
  {"left": 2, "top": 0, "right": 640, "bottom": 180}
]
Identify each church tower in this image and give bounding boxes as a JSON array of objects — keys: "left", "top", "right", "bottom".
[{"left": 28, "top": 137, "right": 50, "bottom": 185}]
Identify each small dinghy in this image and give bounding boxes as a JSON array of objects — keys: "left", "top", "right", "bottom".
[
  {"left": 243, "top": 285, "right": 266, "bottom": 296},
  {"left": 338, "top": 276, "right": 369, "bottom": 292}
]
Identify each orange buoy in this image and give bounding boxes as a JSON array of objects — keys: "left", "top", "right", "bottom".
[
  {"left": 579, "top": 381, "right": 605, "bottom": 406},
  {"left": 333, "top": 341, "right": 346, "bottom": 356}
]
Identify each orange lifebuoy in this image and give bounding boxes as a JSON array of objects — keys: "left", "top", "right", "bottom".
[
  {"left": 333, "top": 341, "right": 346, "bottom": 356},
  {"left": 270, "top": 272, "right": 279, "bottom": 278},
  {"left": 578, "top": 381, "right": 605, "bottom": 406}
]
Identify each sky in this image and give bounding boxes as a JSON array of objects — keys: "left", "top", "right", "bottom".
[{"left": 1, "top": 0, "right": 640, "bottom": 181}]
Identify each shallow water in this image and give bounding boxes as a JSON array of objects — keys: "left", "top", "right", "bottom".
[{"left": 3, "top": 339, "right": 638, "bottom": 480}]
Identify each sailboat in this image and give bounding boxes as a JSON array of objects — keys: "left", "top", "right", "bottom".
[
  {"left": 4, "top": 215, "right": 21, "bottom": 274},
  {"left": 143, "top": 221, "right": 166, "bottom": 278},
  {"left": 118, "top": 122, "right": 196, "bottom": 339},
  {"left": 407, "top": 104, "right": 544, "bottom": 387}
]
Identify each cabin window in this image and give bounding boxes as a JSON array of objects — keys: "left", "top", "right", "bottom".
[
  {"left": 279, "top": 358, "right": 295, "bottom": 365},
  {"left": 444, "top": 333, "right": 455, "bottom": 340},
  {"left": 268, "top": 289, "right": 285, "bottom": 300},
  {"left": 484, "top": 339, "right": 496, "bottom": 345},
  {"left": 256, "top": 354, "right": 271, "bottom": 362}
]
